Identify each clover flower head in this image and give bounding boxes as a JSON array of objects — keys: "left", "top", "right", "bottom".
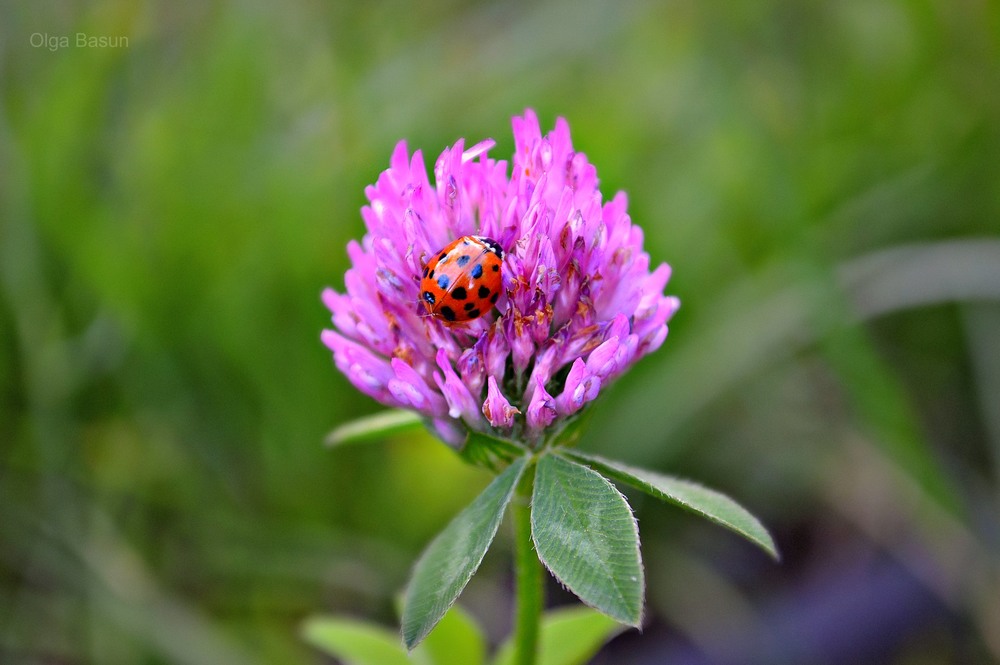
[{"left": 322, "top": 110, "right": 679, "bottom": 447}]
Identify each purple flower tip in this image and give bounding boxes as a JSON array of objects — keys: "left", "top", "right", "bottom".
[
  {"left": 483, "top": 376, "right": 520, "bottom": 429},
  {"left": 526, "top": 376, "right": 557, "bottom": 431},
  {"left": 322, "top": 110, "right": 678, "bottom": 446}
]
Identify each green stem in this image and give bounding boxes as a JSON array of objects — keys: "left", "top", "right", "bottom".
[{"left": 512, "top": 474, "right": 542, "bottom": 665}]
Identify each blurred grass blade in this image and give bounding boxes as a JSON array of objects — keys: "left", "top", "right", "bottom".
[
  {"left": 822, "top": 323, "right": 960, "bottom": 514},
  {"left": 413, "top": 603, "right": 486, "bottom": 665},
  {"left": 532, "top": 454, "right": 643, "bottom": 626},
  {"left": 839, "top": 239, "right": 1000, "bottom": 319},
  {"left": 301, "top": 616, "right": 411, "bottom": 665},
  {"left": 961, "top": 304, "right": 1000, "bottom": 480},
  {"left": 492, "top": 606, "right": 626, "bottom": 665},
  {"left": 325, "top": 410, "right": 423, "bottom": 447},
  {"left": 402, "top": 457, "right": 529, "bottom": 650},
  {"left": 564, "top": 450, "right": 778, "bottom": 560}
]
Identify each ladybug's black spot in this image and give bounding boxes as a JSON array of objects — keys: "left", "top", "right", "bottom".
[
  {"left": 451, "top": 286, "right": 467, "bottom": 300},
  {"left": 466, "top": 308, "right": 481, "bottom": 320},
  {"left": 464, "top": 302, "right": 476, "bottom": 311},
  {"left": 491, "top": 263, "right": 499, "bottom": 272},
  {"left": 422, "top": 266, "right": 429, "bottom": 278},
  {"left": 422, "top": 291, "right": 436, "bottom": 305},
  {"left": 457, "top": 254, "right": 471, "bottom": 267},
  {"left": 471, "top": 263, "right": 483, "bottom": 279},
  {"left": 439, "top": 252, "right": 448, "bottom": 261},
  {"left": 490, "top": 292, "right": 499, "bottom": 304},
  {"left": 440, "top": 306, "right": 457, "bottom": 322},
  {"left": 477, "top": 285, "right": 490, "bottom": 299},
  {"left": 462, "top": 239, "right": 471, "bottom": 245},
  {"left": 437, "top": 274, "right": 451, "bottom": 289}
]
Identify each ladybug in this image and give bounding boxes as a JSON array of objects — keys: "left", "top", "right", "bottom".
[{"left": 420, "top": 235, "right": 504, "bottom": 323}]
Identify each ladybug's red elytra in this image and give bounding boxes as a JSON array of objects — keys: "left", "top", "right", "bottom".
[{"left": 420, "top": 235, "right": 504, "bottom": 323}]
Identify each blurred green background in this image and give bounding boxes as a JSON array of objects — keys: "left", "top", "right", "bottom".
[{"left": 2, "top": 1, "right": 1000, "bottom": 663}]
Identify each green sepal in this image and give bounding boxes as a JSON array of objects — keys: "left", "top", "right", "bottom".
[
  {"left": 460, "top": 429, "right": 529, "bottom": 472},
  {"left": 541, "top": 407, "right": 594, "bottom": 450}
]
